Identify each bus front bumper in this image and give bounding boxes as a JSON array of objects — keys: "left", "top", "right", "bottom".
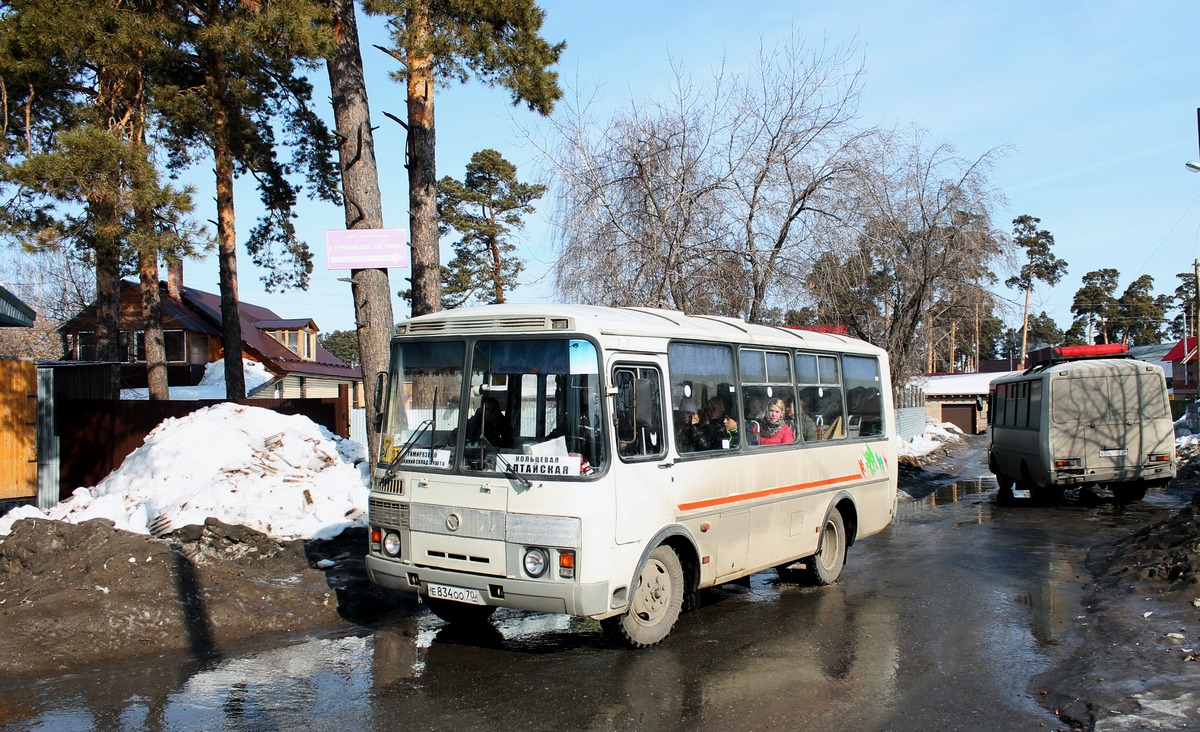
[{"left": 366, "top": 555, "right": 615, "bottom": 618}]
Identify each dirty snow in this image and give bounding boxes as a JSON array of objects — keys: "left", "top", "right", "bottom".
[
  {"left": 897, "top": 421, "right": 965, "bottom": 458},
  {"left": 0, "top": 402, "right": 369, "bottom": 540}
]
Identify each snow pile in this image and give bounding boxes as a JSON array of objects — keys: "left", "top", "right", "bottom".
[
  {"left": 1176, "top": 433, "right": 1200, "bottom": 478},
  {"left": 120, "top": 358, "right": 275, "bottom": 400},
  {"left": 0, "top": 403, "right": 369, "bottom": 540},
  {"left": 898, "top": 420, "right": 964, "bottom": 458}
]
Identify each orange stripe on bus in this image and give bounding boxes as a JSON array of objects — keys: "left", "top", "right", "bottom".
[{"left": 677, "top": 474, "right": 862, "bottom": 512}]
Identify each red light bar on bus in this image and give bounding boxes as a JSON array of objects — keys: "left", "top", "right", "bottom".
[{"left": 1027, "top": 343, "right": 1129, "bottom": 366}]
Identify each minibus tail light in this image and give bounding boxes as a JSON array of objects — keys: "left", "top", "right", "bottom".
[
  {"left": 1053, "top": 458, "right": 1080, "bottom": 468},
  {"left": 1147, "top": 453, "right": 1171, "bottom": 463}
]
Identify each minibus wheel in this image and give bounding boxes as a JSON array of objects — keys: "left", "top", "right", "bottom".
[
  {"left": 425, "top": 597, "right": 497, "bottom": 625},
  {"left": 603, "top": 545, "right": 684, "bottom": 648},
  {"left": 995, "top": 473, "right": 1015, "bottom": 504},
  {"left": 803, "top": 509, "right": 846, "bottom": 586}
]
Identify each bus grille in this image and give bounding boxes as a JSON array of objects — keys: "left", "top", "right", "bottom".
[
  {"left": 369, "top": 498, "right": 409, "bottom": 529},
  {"left": 376, "top": 476, "right": 404, "bottom": 495}
]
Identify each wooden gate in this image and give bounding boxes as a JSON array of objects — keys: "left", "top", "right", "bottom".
[{"left": 0, "top": 358, "right": 37, "bottom": 500}]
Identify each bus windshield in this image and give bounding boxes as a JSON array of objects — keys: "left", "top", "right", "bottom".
[{"left": 382, "top": 338, "right": 606, "bottom": 477}]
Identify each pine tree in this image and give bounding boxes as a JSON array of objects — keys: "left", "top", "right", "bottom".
[
  {"left": 1005, "top": 215, "right": 1067, "bottom": 367},
  {"left": 364, "top": 0, "right": 564, "bottom": 317},
  {"left": 1070, "top": 268, "right": 1119, "bottom": 344},
  {"left": 157, "top": 0, "right": 340, "bottom": 399},
  {"left": 0, "top": 0, "right": 206, "bottom": 397},
  {"left": 438, "top": 149, "right": 545, "bottom": 307}
]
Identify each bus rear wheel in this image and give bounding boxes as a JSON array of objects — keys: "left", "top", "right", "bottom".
[
  {"left": 602, "top": 545, "right": 684, "bottom": 648},
  {"left": 802, "top": 509, "right": 846, "bottom": 586},
  {"left": 425, "top": 597, "right": 497, "bottom": 625},
  {"left": 995, "top": 473, "right": 1016, "bottom": 503}
]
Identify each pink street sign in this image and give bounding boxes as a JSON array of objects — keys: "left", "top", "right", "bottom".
[{"left": 325, "top": 228, "right": 409, "bottom": 270}]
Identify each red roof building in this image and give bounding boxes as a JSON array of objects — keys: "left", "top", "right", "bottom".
[
  {"left": 60, "top": 276, "right": 362, "bottom": 401},
  {"left": 1163, "top": 337, "right": 1198, "bottom": 399}
]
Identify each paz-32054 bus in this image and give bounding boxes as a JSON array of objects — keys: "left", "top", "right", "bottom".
[
  {"left": 988, "top": 344, "right": 1176, "bottom": 503},
  {"left": 365, "top": 305, "right": 898, "bottom": 647}
]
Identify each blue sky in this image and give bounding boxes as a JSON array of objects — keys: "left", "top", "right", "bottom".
[{"left": 176, "top": 0, "right": 1200, "bottom": 338}]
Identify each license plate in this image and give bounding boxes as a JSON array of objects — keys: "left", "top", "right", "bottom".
[
  {"left": 426, "top": 583, "right": 485, "bottom": 605},
  {"left": 1099, "top": 449, "right": 1128, "bottom": 458}
]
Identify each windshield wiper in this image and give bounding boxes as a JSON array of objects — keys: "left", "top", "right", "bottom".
[
  {"left": 481, "top": 436, "right": 533, "bottom": 489},
  {"left": 380, "top": 419, "right": 433, "bottom": 483}
]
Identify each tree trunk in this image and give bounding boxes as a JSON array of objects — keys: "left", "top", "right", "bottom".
[
  {"left": 93, "top": 202, "right": 122, "bottom": 396},
  {"left": 328, "top": 0, "right": 393, "bottom": 469},
  {"left": 1019, "top": 282, "right": 1031, "bottom": 369},
  {"left": 406, "top": 2, "right": 441, "bottom": 317},
  {"left": 211, "top": 63, "right": 245, "bottom": 400},
  {"left": 139, "top": 248, "right": 169, "bottom": 400}
]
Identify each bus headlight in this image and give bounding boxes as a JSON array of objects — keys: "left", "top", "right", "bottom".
[
  {"left": 382, "top": 532, "right": 402, "bottom": 557},
  {"left": 523, "top": 547, "right": 549, "bottom": 578}
]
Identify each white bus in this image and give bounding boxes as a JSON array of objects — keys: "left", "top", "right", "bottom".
[
  {"left": 987, "top": 344, "right": 1176, "bottom": 504},
  {"left": 365, "top": 305, "right": 898, "bottom": 647}
]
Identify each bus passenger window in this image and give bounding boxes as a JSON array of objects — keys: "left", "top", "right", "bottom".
[
  {"left": 669, "top": 342, "right": 739, "bottom": 454},
  {"left": 843, "top": 355, "right": 885, "bottom": 437}
]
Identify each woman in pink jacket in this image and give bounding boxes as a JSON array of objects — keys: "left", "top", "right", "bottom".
[{"left": 756, "top": 398, "right": 795, "bottom": 445}]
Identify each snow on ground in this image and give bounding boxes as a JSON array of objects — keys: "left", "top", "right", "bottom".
[
  {"left": 897, "top": 421, "right": 965, "bottom": 458},
  {"left": 120, "top": 358, "right": 275, "bottom": 399},
  {"left": 0, "top": 402, "right": 369, "bottom": 540}
]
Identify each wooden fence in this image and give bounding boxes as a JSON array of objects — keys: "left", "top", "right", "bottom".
[
  {"left": 0, "top": 359, "right": 37, "bottom": 500},
  {"left": 53, "top": 395, "right": 349, "bottom": 499}
]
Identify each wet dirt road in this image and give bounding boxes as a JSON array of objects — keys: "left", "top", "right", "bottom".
[{"left": 3, "top": 436, "right": 1191, "bottom": 731}]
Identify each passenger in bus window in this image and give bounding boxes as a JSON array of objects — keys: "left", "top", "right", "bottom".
[
  {"left": 465, "top": 397, "right": 514, "bottom": 448},
  {"left": 795, "top": 393, "right": 819, "bottom": 441},
  {"left": 699, "top": 397, "right": 733, "bottom": 450},
  {"left": 756, "top": 398, "right": 794, "bottom": 446},
  {"left": 674, "top": 397, "right": 706, "bottom": 452}
]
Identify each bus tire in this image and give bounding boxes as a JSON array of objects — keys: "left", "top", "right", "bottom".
[
  {"left": 425, "top": 597, "right": 497, "bottom": 625},
  {"left": 995, "top": 473, "right": 1015, "bottom": 503},
  {"left": 1111, "top": 482, "right": 1148, "bottom": 503},
  {"left": 602, "top": 545, "right": 684, "bottom": 648},
  {"left": 1031, "top": 485, "right": 1065, "bottom": 506},
  {"left": 802, "top": 508, "right": 847, "bottom": 586}
]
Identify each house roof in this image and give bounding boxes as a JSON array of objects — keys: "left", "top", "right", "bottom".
[
  {"left": 1127, "top": 342, "right": 1175, "bottom": 363},
  {"left": 179, "top": 286, "right": 358, "bottom": 379},
  {"left": 254, "top": 318, "right": 318, "bottom": 331},
  {"left": 59, "top": 281, "right": 221, "bottom": 336},
  {"left": 1163, "top": 338, "right": 1197, "bottom": 363},
  {"left": 914, "top": 371, "right": 1019, "bottom": 397},
  {"left": 0, "top": 282, "right": 36, "bottom": 328}
]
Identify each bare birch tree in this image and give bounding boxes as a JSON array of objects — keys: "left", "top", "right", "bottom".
[
  {"left": 545, "top": 31, "right": 866, "bottom": 321},
  {"left": 805, "top": 128, "right": 1007, "bottom": 389}
]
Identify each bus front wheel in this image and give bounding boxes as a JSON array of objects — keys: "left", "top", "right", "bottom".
[
  {"left": 603, "top": 545, "right": 684, "bottom": 648},
  {"left": 802, "top": 509, "right": 847, "bottom": 586}
]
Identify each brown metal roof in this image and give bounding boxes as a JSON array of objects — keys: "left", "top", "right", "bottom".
[{"left": 179, "top": 286, "right": 359, "bottom": 379}]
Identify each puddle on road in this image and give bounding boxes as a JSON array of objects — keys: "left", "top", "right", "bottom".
[{"left": 920, "top": 477, "right": 991, "bottom": 507}]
